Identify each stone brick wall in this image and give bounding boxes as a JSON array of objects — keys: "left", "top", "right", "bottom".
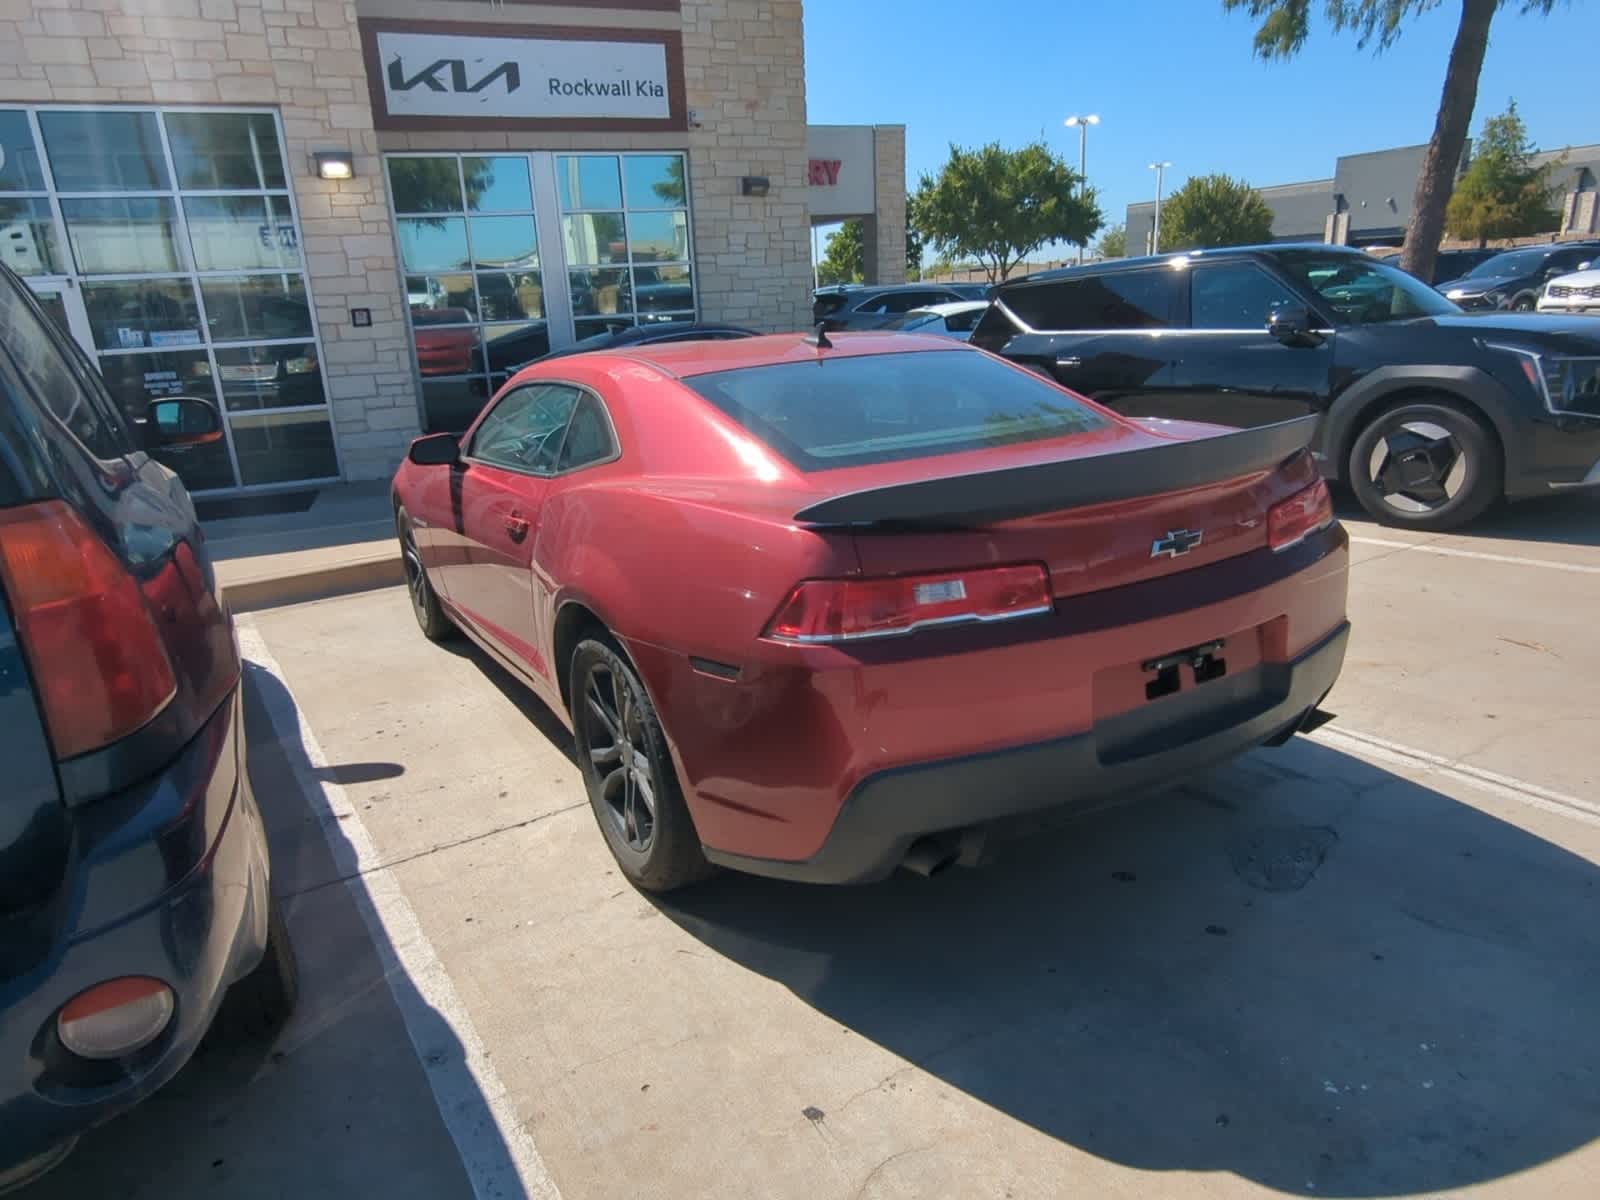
[
  {"left": 0, "top": 0, "right": 418, "bottom": 481},
  {"left": 861, "top": 124, "right": 906, "bottom": 286},
  {"left": 679, "top": 0, "right": 811, "bottom": 332}
]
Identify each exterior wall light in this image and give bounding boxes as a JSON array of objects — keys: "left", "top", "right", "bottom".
[
  {"left": 313, "top": 151, "right": 355, "bottom": 181},
  {"left": 740, "top": 176, "right": 770, "bottom": 197}
]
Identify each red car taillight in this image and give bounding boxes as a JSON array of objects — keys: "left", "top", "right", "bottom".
[
  {"left": 0, "top": 501, "right": 176, "bottom": 759},
  {"left": 1268, "top": 478, "right": 1335, "bottom": 552},
  {"left": 765, "top": 564, "right": 1052, "bottom": 643}
]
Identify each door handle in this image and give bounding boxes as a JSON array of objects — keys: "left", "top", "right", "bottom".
[
  {"left": 503, "top": 511, "right": 530, "bottom": 539},
  {"left": 1055, "top": 355, "right": 1083, "bottom": 369}
]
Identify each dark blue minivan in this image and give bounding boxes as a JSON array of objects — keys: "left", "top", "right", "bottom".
[{"left": 0, "top": 263, "right": 294, "bottom": 1188}]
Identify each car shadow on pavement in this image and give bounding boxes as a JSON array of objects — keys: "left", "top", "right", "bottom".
[
  {"left": 660, "top": 736, "right": 1600, "bottom": 1198},
  {"left": 433, "top": 637, "right": 578, "bottom": 764},
  {"left": 1335, "top": 488, "right": 1600, "bottom": 547},
  {"left": 20, "top": 666, "right": 489, "bottom": 1200}
]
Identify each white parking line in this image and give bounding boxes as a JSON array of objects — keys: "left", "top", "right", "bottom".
[
  {"left": 1313, "top": 724, "right": 1600, "bottom": 827},
  {"left": 237, "top": 619, "right": 563, "bottom": 1200},
  {"left": 1348, "top": 535, "right": 1600, "bottom": 575}
]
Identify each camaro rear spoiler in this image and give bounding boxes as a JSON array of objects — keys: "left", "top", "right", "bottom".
[{"left": 793, "top": 414, "right": 1320, "bottom": 527}]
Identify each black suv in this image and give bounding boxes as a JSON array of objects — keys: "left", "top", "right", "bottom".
[
  {"left": 0, "top": 264, "right": 294, "bottom": 1186},
  {"left": 972, "top": 244, "right": 1600, "bottom": 530},
  {"left": 1437, "top": 241, "right": 1600, "bottom": 311},
  {"left": 813, "top": 282, "right": 991, "bottom": 331}
]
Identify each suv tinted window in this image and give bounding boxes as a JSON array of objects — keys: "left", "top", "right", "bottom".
[
  {"left": 1190, "top": 262, "right": 1299, "bottom": 330},
  {"left": 862, "top": 290, "right": 949, "bottom": 314},
  {"left": 1003, "top": 270, "right": 1177, "bottom": 330},
  {"left": 0, "top": 274, "right": 128, "bottom": 460}
]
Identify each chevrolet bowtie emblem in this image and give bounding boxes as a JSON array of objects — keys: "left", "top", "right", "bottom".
[{"left": 1151, "top": 529, "right": 1204, "bottom": 558}]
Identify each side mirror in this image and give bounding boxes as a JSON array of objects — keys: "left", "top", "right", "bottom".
[
  {"left": 145, "top": 396, "right": 222, "bottom": 448},
  {"left": 408, "top": 432, "right": 460, "bottom": 467},
  {"left": 1267, "top": 302, "right": 1319, "bottom": 346},
  {"left": 1579, "top": 261, "right": 1593, "bottom": 272}
]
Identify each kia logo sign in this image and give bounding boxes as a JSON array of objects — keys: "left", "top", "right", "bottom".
[
  {"left": 808, "top": 159, "right": 842, "bottom": 186},
  {"left": 388, "top": 57, "right": 521, "bottom": 95}
]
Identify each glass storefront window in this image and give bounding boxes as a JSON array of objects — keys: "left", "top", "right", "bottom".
[
  {"left": 165, "top": 112, "right": 286, "bottom": 191},
  {"left": 185, "top": 195, "right": 300, "bottom": 271},
  {"left": 556, "top": 156, "right": 621, "bottom": 211},
  {"left": 627, "top": 211, "right": 689, "bottom": 263},
  {"left": 0, "top": 112, "right": 47, "bottom": 192},
  {"left": 61, "top": 197, "right": 183, "bottom": 274},
  {"left": 563, "top": 213, "right": 626, "bottom": 266},
  {"left": 98, "top": 348, "right": 215, "bottom": 427},
  {"left": 468, "top": 216, "right": 538, "bottom": 268},
  {"left": 0, "top": 198, "right": 65, "bottom": 275},
  {"left": 412, "top": 316, "right": 482, "bottom": 379},
  {"left": 407, "top": 273, "right": 479, "bottom": 322},
  {"left": 483, "top": 321, "right": 549, "bottom": 375},
  {"left": 634, "top": 265, "right": 694, "bottom": 318},
  {"left": 398, "top": 217, "right": 470, "bottom": 273},
  {"left": 623, "top": 155, "right": 686, "bottom": 208},
  {"left": 389, "top": 158, "right": 464, "bottom": 214},
  {"left": 420, "top": 377, "right": 491, "bottom": 435},
  {"left": 200, "top": 273, "right": 312, "bottom": 342},
  {"left": 569, "top": 268, "right": 631, "bottom": 317},
  {"left": 39, "top": 111, "right": 170, "bottom": 192},
  {"left": 230, "top": 409, "right": 339, "bottom": 485},
  {"left": 83, "top": 278, "right": 202, "bottom": 351},
  {"left": 213, "top": 343, "right": 325, "bottom": 411},
  {"left": 476, "top": 272, "right": 543, "bottom": 321},
  {"left": 463, "top": 157, "right": 532, "bottom": 212}
]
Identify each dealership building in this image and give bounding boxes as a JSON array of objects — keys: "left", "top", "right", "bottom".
[
  {"left": 1126, "top": 140, "right": 1600, "bottom": 256},
  {"left": 0, "top": 0, "right": 905, "bottom": 494}
]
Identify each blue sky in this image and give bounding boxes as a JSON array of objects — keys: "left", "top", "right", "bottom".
[{"left": 803, "top": 0, "right": 1597, "bottom": 252}]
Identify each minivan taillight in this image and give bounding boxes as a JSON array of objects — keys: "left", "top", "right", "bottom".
[
  {"left": 765, "top": 564, "right": 1051, "bottom": 643},
  {"left": 1268, "top": 478, "right": 1335, "bottom": 552},
  {"left": 0, "top": 501, "right": 176, "bottom": 759}
]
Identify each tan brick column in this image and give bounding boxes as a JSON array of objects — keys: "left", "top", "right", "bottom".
[{"left": 862, "top": 124, "right": 906, "bottom": 285}]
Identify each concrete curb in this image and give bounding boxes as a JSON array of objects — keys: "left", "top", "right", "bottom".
[{"left": 221, "top": 547, "right": 404, "bottom": 613}]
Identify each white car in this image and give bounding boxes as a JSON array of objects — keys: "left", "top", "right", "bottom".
[
  {"left": 880, "top": 300, "right": 991, "bottom": 340},
  {"left": 1539, "top": 265, "right": 1600, "bottom": 315}
]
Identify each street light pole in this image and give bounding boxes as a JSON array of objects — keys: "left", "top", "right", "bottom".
[
  {"left": 1149, "top": 161, "right": 1172, "bottom": 254},
  {"left": 1064, "top": 114, "right": 1099, "bottom": 265}
]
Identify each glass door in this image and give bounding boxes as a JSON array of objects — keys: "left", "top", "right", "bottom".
[{"left": 26, "top": 276, "right": 95, "bottom": 358}]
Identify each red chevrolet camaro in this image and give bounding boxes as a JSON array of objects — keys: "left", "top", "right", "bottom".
[{"left": 391, "top": 332, "right": 1350, "bottom": 891}]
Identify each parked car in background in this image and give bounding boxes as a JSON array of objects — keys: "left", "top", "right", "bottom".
[
  {"left": 1537, "top": 265, "right": 1600, "bottom": 316},
  {"left": 879, "top": 300, "right": 991, "bottom": 340},
  {"left": 812, "top": 282, "right": 990, "bottom": 331},
  {"left": 392, "top": 332, "right": 1348, "bottom": 892},
  {"left": 0, "top": 266, "right": 294, "bottom": 1189},
  {"left": 510, "top": 319, "right": 758, "bottom": 369},
  {"left": 1436, "top": 242, "right": 1600, "bottom": 311},
  {"left": 972, "top": 243, "right": 1600, "bottom": 531},
  {"left": 1370, "top": 246, "right": 1498, "bottom": 285}
]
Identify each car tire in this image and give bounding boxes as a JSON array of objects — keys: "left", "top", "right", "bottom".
[
  {"left": 1511, "top": 293, "right": 1536, "bottom": 312},
  {"left": 397, "top": 507, "right": 454, "bottom": 641},
  {"left": 1347, "top": 397, "right": 1501, "bottom": 531},
  {"left": 569, "top": 637, "right": 714, "bottom": 893},
  {"left": 214, "top": 897, "right": 298, "bottom": 1042}
]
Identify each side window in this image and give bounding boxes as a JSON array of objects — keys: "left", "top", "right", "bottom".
[
  {"left": 945, "top": 307, "right": 987, "bottom": 333},
  {"left": 556, "top": 393, "right": 617, "bottom": 472},
  {"left": 468, "top": 383, "right": 579, "bottom": 474},
  {"left": 880, "top": 290, "right": 945, "bottom": 314},
  {"left": 1003, "top": 271, "right": 1177, "bottom": 330},
  {"left": 1190, "top": 263, "right": 1300, "bottom": 330},
  {"left": 0, "top": 276, "right": 129, "bottom": 460}
]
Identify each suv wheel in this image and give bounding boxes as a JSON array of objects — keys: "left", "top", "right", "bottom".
[
  {"left": 1347, "top": 397, "right": 1501, "bottom": 531},
  {"left": 1510, "top": 294, "right": 1536, "bottom": 312}
]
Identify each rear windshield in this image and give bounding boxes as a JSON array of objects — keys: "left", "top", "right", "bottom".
[{"left": 683, "top": 349, "right": 1110, "bottom": 471}]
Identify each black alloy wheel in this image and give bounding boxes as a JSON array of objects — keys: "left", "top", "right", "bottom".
[
  {"left": 396, "top": 508, "right": 453, "bottom": 640},
  {"left": 1511, "top": 294, "right": 1537, "bottom": 312},
  {"left": 1347, "top": 398, "right": 1501, "bottom": 531},
  {"left": 570, "top": 637, "right": 713, "bottom": 892}
]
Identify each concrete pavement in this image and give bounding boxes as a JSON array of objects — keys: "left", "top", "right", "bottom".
[{"left": 25, "top": 489, "right": 1600, "bottom": 1199}]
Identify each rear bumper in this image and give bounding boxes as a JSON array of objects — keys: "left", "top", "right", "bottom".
[
  {"left": 705, "top": 622, "right": 1349, "bottom": 884},
  {"left": 0, "top": 682, "right": 271, "bottom": 1174}
]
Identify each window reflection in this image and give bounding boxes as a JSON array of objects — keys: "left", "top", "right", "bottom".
[
  {"left": 627, "top": 211, "right": 688, "bottom": 263},
  {"left": 200, "top": 274, "right": 312, "bottom": 342},
  {"left": 407, "top": 273, "right": 478, "bottom": 322},
  {"left": 463, "top": 157, "right": 532, "bottom": 212},
  {"left": 62, "top": 197, "right": 183, "bottom": 274},
  {"left": 0, "top": 198, "right": 64, "bottom": 275},
  {"left": 476, "top": 272, "right": 543, "bottom": 320},
  {"left": 0, "top": 112, "right": 47, "bottom": 192},
  {"left": 185, "top": 195, "right": 300, "bottom": 271},
  {"left": 40, "top": 111, "right": 170, "bottom": 192},
  {"left": 569, "top": 268, "right": 631, "bottom": 316},
  {"left": 421, "top": 376, "right": 491, "bottom": 434},
  {"left": 469, "top": 216, "right": 538, "bottom": 268},
  {"left": 389, "top": 158, "right": 465, "bottom": 214},
  {"left": 83, "top": 279, "right": 202, "bottom": 351},
  {"left": 231, "top": 409, "right": 338, "bottom": 484},
  {"left": 563, "top": 213, "right": 626, "bottom": 266},
  {"left": 211, "top": 343, "right": 324, "bottom": 411},
  {"left": 556, "top": 156, "right": 622, "bottom": 210},
  {"left": 166, "top": 113, "right": 287, "bottom": 190},
  {"left": 398, "top": 217, "right": 470, "bottom": 273},
  {"left": 483, "top": 321, "right": 549, "bottom": 374},
  {"left": 624, "top": 155, "right": 686, "bottom": 208}
]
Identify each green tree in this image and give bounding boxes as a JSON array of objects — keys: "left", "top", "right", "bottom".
[
  {"left": 1223, "top": 0, "right": 1563, "bottom": 283},
  {"left": 816, "top": 219, "right": 864, "bottom": 286},
  {"left": 1095, "top": 223, "right": 1128, "bottom": 259},
  {"left": 1446, "top": 100, "right": 1560, "bottom": 245},
  {"left": 905, "top": 220, "right": 925, "bottom": 280},
  {"left": 1158, "top": 174, "right": 1275, "bottom": 251},
  {"left": 911, "top": 140, "right": 1101, "bottom": 284}
]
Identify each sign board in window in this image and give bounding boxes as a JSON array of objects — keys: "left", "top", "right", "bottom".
[
  {"left": 805, "top": 125, "right": 876, "bottom": 219},
  {"left": 362, "top": 21, "right": 685, "bottom": 131}
]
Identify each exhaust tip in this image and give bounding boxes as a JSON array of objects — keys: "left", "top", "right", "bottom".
[{"left": 902, "top": 836, "right": 960, "bottom": 878}]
